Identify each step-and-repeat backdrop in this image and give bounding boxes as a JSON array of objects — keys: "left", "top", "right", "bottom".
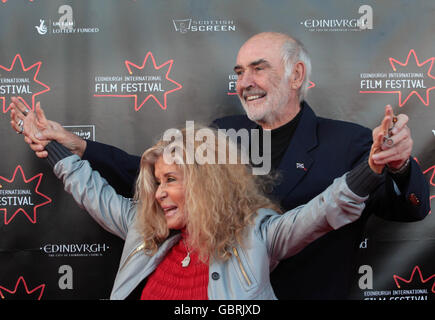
[{"left": 0, "top": 0, "right": 434, "bottom": 300}]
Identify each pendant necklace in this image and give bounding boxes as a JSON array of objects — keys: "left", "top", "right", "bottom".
[{"left": 181, "top": 239, "right": 191, "bottom": 267}]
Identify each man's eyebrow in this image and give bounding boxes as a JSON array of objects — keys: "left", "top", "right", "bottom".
[
  {"left": 233, "top": 59, "right": 270, "bottom": 72},
  {"left": 250, "top": 59, "right": 270, "bottom": 67}
]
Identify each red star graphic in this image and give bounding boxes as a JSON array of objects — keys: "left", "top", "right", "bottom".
[
  {"left": 360, "top": 49, "right": 435, "bottom": 107},
  {"left": 0, "top": 276, "right": 45, "bottom": 300},
  {"left": 393, "top": 266, "right": 435, "bottom": 294},
  {"left": 388, "top": 50, "right": 435, "bottom": 106},
  {"left": 423, "top": 164, "right": 435, "bottom": 187},
  {"left": 0, "top": 165, "right": 52, "bottom": 225},
  {"left": 94, "top": 52, "right": 182, "bottom": 111},
  {"left": 413, "top": 157, "right": 433, "bottom": 215},
  {"left": 0, "top": 54, "right": 50, "bottom": 113},
  {"left": 423, "top": 164, "right": 435, "bottom": 215}
]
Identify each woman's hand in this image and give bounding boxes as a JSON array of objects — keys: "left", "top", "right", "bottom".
[{"left": 9, "top": 97, "right": 87, "bottom": 158}]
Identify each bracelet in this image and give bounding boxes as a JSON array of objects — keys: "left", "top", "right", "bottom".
[{"left": 386, "top": 158, "right": 410, "bottom": 175}]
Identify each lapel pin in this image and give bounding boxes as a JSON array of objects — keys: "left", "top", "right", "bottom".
[{"left": 296, "top": 162, "right": 307, "bottom": 171}]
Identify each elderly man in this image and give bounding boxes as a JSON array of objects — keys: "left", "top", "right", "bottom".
[{"left": 11, "top": 32, "right": 429, "bottom": 299}]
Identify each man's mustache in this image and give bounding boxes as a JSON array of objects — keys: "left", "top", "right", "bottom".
[{"left": 242, "top": 88, "right": 267, "bottom": 99}]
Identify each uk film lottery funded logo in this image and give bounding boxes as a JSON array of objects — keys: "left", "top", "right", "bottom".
[
  {"left": 34, "top": 5, "right": 99, "bottom": 36},
  {"left": 0, "top": 165, "right": 52, "bottom": 225},
  {"left": 360, "top": 49, "right": 435, "bottom": 107},
  {"left": 0, "top": 54, "right": 50, "bottom": 114},
  {"left": 94, "top": 52, "right": 182, "bottom": 111}
]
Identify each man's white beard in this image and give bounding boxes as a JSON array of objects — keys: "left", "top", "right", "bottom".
[{"left": 240, "top": 77, "right": 291, "bottom": 126}]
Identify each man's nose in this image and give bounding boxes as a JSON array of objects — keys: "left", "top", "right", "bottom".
[{"left": 237, "top": 70, "right": 256, "bottom": 91}]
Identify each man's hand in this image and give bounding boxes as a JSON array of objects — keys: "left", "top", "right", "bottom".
[
  {"left": 9, "top": 97, "right": 87, "bottom": 158},
  {"left": 369, "top": 109, "right": 390, "bottom": 174},
  {"left": 371, "top": 105, "right": 412, "bottom": 171}
]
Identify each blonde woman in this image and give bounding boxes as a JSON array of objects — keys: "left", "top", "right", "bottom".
[{"left": 13, "top": 104, "right": 386, "bottom": 300}]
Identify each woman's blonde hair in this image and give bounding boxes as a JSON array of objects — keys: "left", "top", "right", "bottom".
[{"left": 134, "top": 125, "right": 280, "bottom": 262}]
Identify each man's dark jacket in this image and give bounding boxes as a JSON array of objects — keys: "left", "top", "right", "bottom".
[{"left": 82, "top": 102, "right": 430, "bottom": 299}]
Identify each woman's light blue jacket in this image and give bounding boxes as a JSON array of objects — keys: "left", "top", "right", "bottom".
[{"left": 54, "top": 155, "right": 370, "bottom": 300}]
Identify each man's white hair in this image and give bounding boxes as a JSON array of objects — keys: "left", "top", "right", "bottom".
[{"left": 281, "top": 38, "right": 312, "bottom": 102}]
